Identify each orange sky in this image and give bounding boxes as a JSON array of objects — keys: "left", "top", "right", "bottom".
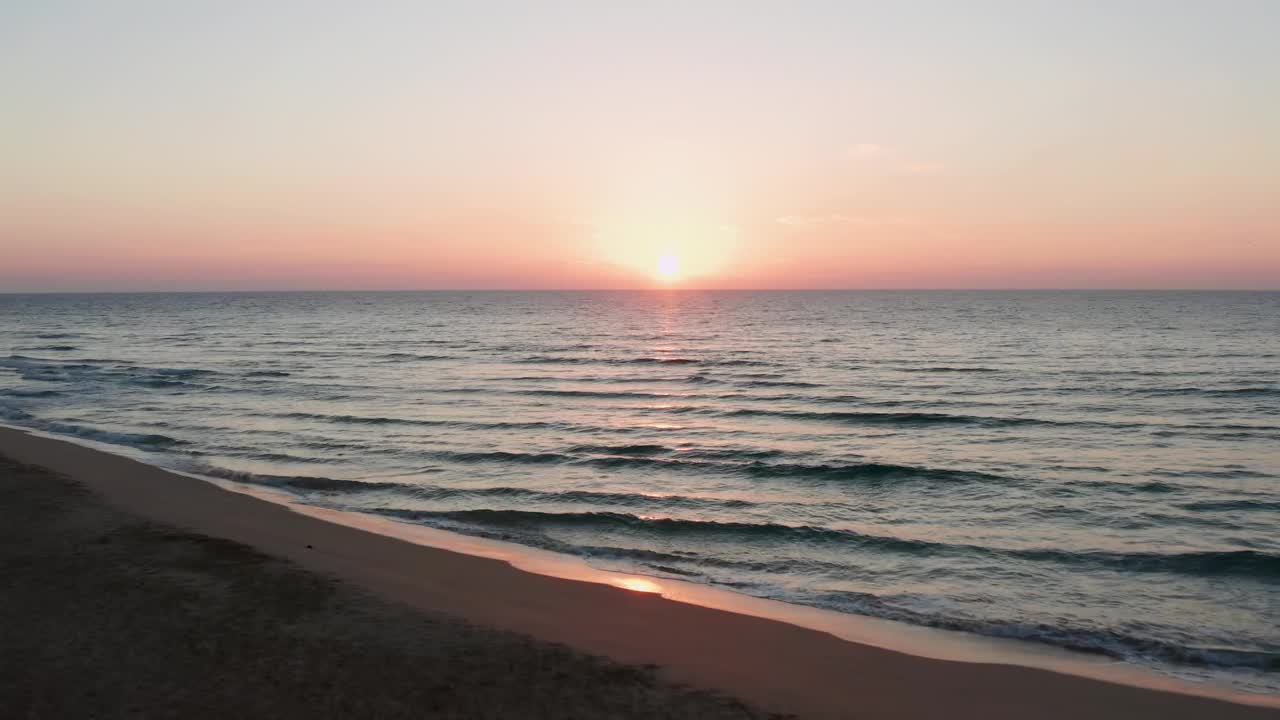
[{"left": 2, "top": 3, "right": 1278, "bottom": 291}]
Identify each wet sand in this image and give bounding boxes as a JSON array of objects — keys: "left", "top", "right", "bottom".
[{"left": 1, "top": 426, "right": 1276, "bottom": 719}]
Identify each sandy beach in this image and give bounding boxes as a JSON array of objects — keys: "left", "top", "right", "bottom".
[{"left": 2, "top": 426, "right": 1276, "bottom": 720}]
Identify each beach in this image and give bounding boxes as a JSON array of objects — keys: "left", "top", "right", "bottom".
[
  {"left": 2, "top": 426, "right": 1275, "bottom": 719},
  {"left": 4, "top": 291, "right": 1276, "bottom": 693},
  {"left": 6, "top": 0, "right": 1278, "bottom": 713},
  {"left": 0, "top": 434, "right": 770, "bottom": 719}
]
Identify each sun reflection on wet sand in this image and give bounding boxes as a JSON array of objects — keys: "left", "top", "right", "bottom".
[{"left": 612, "top": 577, "right": 663, "bottom": 594}]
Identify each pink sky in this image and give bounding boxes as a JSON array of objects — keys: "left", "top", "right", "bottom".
[{"left": 3, "top": 3, "right": 1277, "bottom": 291}]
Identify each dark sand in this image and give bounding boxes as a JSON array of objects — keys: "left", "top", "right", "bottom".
[
  {"left": 0, "top": 453, "right": 776, "bottom": 719},
  {"left": 1, "top": 427, "right": 1276, "bottom": 719}
]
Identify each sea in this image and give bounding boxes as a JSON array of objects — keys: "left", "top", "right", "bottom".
[{"left": 1, "top": 290, "right": 1277, "bottom": 694}]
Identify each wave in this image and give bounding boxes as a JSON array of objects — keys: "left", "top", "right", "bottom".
[
  {"left": 426, "top": 487, "right": 748, "bottom": 511},
  {"left": 0, "top": 408, "right": 186, "bottom": 450},
  {"left": 481, "top": 507, "right": 1280, "bottom": 579},
  {"left": 281, "top": 350, "right": 345, "bottom": 357},
  {"left": 0, "top": 355, "right": 219, "bottom": 389},
  {"left": 675, "top": 447, "right": 788, "bottom": 461},
  {"left": 1064, "top": 479, "right": 1181, "bottom": 495},
  {"left": 368, "top": 507, "right": 1280, "bottom": 581},
  {"left": 566, "top": 443, "right": 671, "bottom": 455},
  {"left": 1178, "top": 499, "right": 1280, "bottom": 513},
  {"left": 722, "top": 407, "right": 1052, "bottom": 428},
  {"left": 710, "top": 392, "right": 915, "bottom": 408},
  {"left": 0, "top": 405, "right": 34, "bottom": 422},
  {"left": 185, "top": 441, "right": 1009, "bottom": 499},
  {"left": 807, "top": 589, "right": 1280, "bottom": 672},
  {"left": 268, "top": 410, "right": 559, "bottom": 432},
  {"left": 497, "top": 374, "right": 669, "bottom": 384},
  {"left": 1152, "top": 467, "right": 1272, "bottom": 480},
  {"left": 182, "top": 464, "right": 405, "bottom": 492},
  {"left": 15, "top": 345, "right": 79, "bottom": 352},
  {"left": 1020, "top": 547, "right": 1280, "bottom": 578},
  {"left": 1140, "top": 386, "right": 1280, "bottom": 398},
  {"left": 48, "top": 424, "right": 186, "bottom": 449},
  {"left": 415, "top": 444, "right": 1017, "bottom": 486},
  {"left": 514, "top": 355, "right": 586, "bottom": 364},
  {"left": 897, "top": 366, "right": 1002, "bottom": 373},
  {"left": 0, "top": 356, "right": 83, "bottom": 381},
  {"left": 682, "top": 374, "right": 720, "bottom": 384},
  {"left": 429, "top": 450, "right": 570, "bottom": 464},
  {"left": 0, "top": 388, "right": 63, "bottom": 398},
  {"left": 577, "top": 455, "right": 1012, "bottom": 486},
  {"left": 735, "top": 379, "right": 823, "bottom": 388},
  {"left": 203, "top": 448, "right": 349, "bottom": 465},
  {"left": 150, "top": 367, "right": 217, "bottom": 378},
  {"left": 244, "top": 370, "right": 291, "bottom": 377},
  {"left": 627, "top": 357, "right": 700, "bottom": 365},
  {"left": 376, "top": 352, "right": 455, "bottom": 362},
  {"left": 514, "top": 389, "right": 679, "bottom": 400},
  {"left": 213, "top": 471, "right": 763, "bottom": 513},
  {"left": 131, "top": 378, "right": 199, "bottom": 389},
  {"left": 515, "top": 354, "right": 771, "bottom": 368},
  {"left": 740, "top": 461, "right": 1010, "bottom": 484}
]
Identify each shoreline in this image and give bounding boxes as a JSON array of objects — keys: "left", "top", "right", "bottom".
[
  {"left": 0, "top": 445, "right": 769, "bottom": 718},
  {"left": 2, "top": 425, "right": 1276, "bottom": 718}
]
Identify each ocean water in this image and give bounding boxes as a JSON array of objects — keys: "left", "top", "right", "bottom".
[{"left": 2, "top": 290, "right": 1277, "bottom": 693}]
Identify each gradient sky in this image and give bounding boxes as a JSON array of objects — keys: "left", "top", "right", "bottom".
[{"left": 3, "top": 1, "right": 1278, "bottom": 291}]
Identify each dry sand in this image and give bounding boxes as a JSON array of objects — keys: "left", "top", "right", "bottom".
[
  {"left": 2, "top": 426, "right": 1276, "bottom": 719},
  {"left": 0, "top": 451, "right": 773, "bottom": 719}
]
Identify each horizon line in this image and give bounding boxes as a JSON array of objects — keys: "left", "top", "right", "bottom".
[{"left": 3, "top": 287, "right": 1278, "bottom": 295}]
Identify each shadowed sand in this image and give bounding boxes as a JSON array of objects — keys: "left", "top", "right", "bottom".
[
  {"left": 0, "top": 452, "right": 775, "bottom": 719},
  {"left": 1, "top": 427, "right": 1276, "bottom": 719}
]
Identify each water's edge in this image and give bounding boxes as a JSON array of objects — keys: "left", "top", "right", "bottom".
[{"left": 5, "top": 421, "right": 1275, "bottom": 709}]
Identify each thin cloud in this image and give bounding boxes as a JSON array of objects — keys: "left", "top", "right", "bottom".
[{"left": 848, "top": 143, "right": 891, "bottom": 158}]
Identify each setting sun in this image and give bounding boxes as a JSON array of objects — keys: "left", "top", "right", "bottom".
[
  {"left": 592, "top": 217, "right": 737, "bottom": 286},
  {"left": 655, "top": 254, "right": 680, "bottom": 282}
]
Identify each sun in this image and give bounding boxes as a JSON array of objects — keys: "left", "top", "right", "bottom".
[
  {"left": 591, "top": 217, "right": 736, "bottom": 285},
  {"left": 655, "top": 254, "right": 681, "bottom": 282}
]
